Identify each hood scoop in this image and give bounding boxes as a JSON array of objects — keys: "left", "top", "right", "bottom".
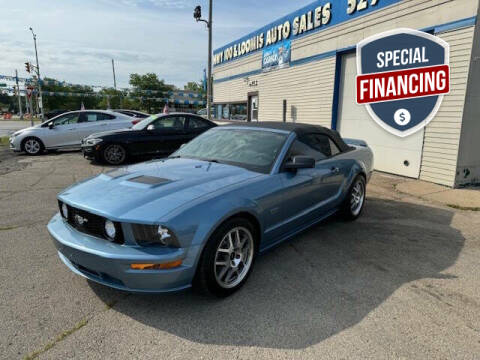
[
  {"left": 106, "top": 169, "right": 131, "bottom": 179},
  {"left": 128, "top": 175, "right": 170, "bottom": 185}
]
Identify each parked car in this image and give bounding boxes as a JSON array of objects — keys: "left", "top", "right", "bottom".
[
  {"left": 110, "top": 109, "right": 150, "bottom": 120},
  {"left": 44, "top": 109, "right": 69, "bottom": 120},
  {"left": 9, "top": 110, "right": 135, "bottom": 155},
  {"left": 81, "top": 113, "right": 216, "bottom": 165},
  {"left": 197, "top": 107, "right": 216, "bottom": 118},
  {"left": 49, "top": 122, "right": 373, "bottom": 297}
]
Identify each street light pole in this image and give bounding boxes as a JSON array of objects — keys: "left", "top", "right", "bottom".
[
  {"left": 112, "top": 59, "right": 117, "bottom": 89},
  {"left": 194, "top": 1, "right": 213, "bottom": 121},
  {"left": 29, "top": 27, "right": 44, "bottom": 120},
  {"left": 207, "top": 0, "right": 213, "bottom": 121},
  {"left": 15, "top": 70, "right": 23, "bottom": 120}
]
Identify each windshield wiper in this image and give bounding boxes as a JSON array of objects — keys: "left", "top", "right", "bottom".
[{"left": 168, "top": 155, "right": 182, "bottom": 159}]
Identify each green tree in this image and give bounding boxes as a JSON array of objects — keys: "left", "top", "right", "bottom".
[
  {"left": 184, "top": 81, "right": 205, "bottom": 95},
  {"left": 129, "top": 73, "right": 175, "bottom": 114},
  {"left": 41, "top": 77, "right": 99, "bottom": 111},
  {"left": 97, "top": 88, "right": 137, "bottom": 110}
]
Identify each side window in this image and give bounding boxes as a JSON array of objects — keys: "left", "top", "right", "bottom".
[
  {"left": 152, "top": 116, "right": 186, "bottom": 130},
  {"left": 53, "top": 113, "right": 80, "bottom": 126},
  {"left": 97, "top": 113, "right": 116, "bottom": 121},
  {"left": 84, "top": 113, "right": 99, "bottom": 122},
  {"left": 286, "top": 139, "right": 327, "bottom": 162},
  {"left": 303, "top": 134, "right": 341, "bottom": 158},
  {"left": 188, "top": 117, "right": 209, "bottom": 129}
]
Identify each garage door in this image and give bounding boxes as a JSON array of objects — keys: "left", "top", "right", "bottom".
[{"left": 337, "top": 52, "right": 424, "bottom": 178}]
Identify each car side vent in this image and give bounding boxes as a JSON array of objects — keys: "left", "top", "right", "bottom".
[{"left": 128, "top": 176, "right": 170, "bottom": 185}]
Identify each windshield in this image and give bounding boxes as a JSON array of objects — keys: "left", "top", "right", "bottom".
[
  {"left": 132, "top": 115, "right": 159, "bottom": 130},
  {"left": 172, "top": 128, "right": 288, "bottom": 173}
]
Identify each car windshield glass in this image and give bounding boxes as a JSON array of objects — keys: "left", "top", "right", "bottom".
[
  {"left": 172, "top": 128, "right": 288, "bottom": 173},
  {"left": 132, "top": 115, "right": 159, "bottom": 130}
]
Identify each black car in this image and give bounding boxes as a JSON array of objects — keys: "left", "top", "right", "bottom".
[{"left": 81, "top": 113, "right": 217, "bottom": 165}]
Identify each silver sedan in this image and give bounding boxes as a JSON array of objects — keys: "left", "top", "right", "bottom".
[{"left": 9, "top": 110, "right": 135, "bottom": 155}]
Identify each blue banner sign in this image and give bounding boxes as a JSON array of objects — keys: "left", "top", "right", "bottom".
[
  {"left": 262, "top": 40, "right": 291, "bottom": 71},
  {"left": 213, "top": 0, "right": 403, "bottom": 66}
]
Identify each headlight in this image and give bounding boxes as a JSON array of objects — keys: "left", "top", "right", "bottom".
[
  {"left": 104, "top": 220, "right": 116, "bottom": 240},
  {"left": 11, "top": 131, "right": 22, "bottom": 138},
  {"left": 132, "top": 224, "right": 180, "bottom": 247},
  {"left": 84, "top": 138, "right": 103, "bottom": 146}
]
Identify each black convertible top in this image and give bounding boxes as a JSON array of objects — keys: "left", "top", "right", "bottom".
[{"left": 222, "top": 121, "right": 351, "bottom": 152}]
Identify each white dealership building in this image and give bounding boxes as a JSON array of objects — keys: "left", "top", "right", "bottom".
[{"left": 212, "top": 0, "right": 480, "bottom": 188}]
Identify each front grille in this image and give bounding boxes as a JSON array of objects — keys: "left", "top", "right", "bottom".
[{"left": 59, "top": 201, "right": 124, "bottom": 244}]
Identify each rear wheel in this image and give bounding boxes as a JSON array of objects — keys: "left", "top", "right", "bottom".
[
  {"left": 194, "top": 218, "right": 257, "bottom": 297},
  {"left": 342, "top": 175, "right": 366, "bottom": 221},
  {"left": 102, "top": 144, "right": 127, "bottom": 165},
  {"left": 22, "top": 137, "right": 44, "bottom": 155}
]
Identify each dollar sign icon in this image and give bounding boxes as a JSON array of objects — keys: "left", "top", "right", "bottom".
[{"left": 394, "top": 109, "right": 411, "bottom": 126}]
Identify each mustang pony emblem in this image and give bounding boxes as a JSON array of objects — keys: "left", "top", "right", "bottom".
[{"left": 74, "top": 214, "right": 88, "bottom": 226}]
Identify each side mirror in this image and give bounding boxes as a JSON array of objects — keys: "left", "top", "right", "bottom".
[
  {"left": 146, "top": 124, "right": 155, "bottom": 131},
  {"left": 284, "top": 156, "right": 316, "bottom": 171},
  {"left": 48, "top": 121, "right": 54, "bottom": 129}
]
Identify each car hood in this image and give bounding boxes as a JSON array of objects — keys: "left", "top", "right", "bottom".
[{"left": 58, "top": 158, "right": 261, "bottom": 223}]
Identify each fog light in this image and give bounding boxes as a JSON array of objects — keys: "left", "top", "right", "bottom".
[
  {"left": 104, "top": 220, "right": 116, "bottom": 239},
  {"left": 130, "top": 260, "right": 182, "bottom": 270},
  {"left": 61, "top": 203, "right": 68, "bottom": 219}
]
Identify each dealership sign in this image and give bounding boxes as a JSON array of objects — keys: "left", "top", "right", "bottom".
[
  {"left": 213, "top": 0, "right": 403, "bottom": 66},
  {"left": 356, "top": 28, "right": 450, "bottom": 137},
  {"left": 262, "top": 40, "right": 291, "bottom": 71}
]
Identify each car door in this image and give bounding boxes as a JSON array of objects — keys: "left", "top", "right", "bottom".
[
  {"left": 137, "top": 115, "right": 187, "bottom": 156},
  {"left": 42, "top": 112, "right": 81, "bottom": 148},
  {"left": 276, "top": 134, "right": 346, "bottom": 233},
  {"left": 77, "top": 112, "right": 105, "bottom": 140}
]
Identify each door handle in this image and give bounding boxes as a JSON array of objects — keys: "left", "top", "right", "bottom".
[{"left": 331, "top": 166, "right": 340, "bottom": 174}]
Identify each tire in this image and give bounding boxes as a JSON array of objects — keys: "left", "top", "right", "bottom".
[
  {"left": 22, "top": 137, "right": 44, "bottom": 156},
  {"left": 194, "top": 217, "right": 258, "bottom": 297},
  {"left": 342, "top": 175, "right": 366, "bottom": 221},
  {"left": 102, "top": 144, "right": 127, "bottom": 165}
]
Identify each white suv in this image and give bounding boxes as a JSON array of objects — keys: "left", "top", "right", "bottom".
[{"left": 9, "top": 110, "right": 134, "bottom": 155}]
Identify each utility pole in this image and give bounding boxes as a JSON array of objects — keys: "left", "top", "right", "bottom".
[
  {"left": 15, "top": 70, "right": 23, "bottom": 120},
  {"left": 111, "top": 59, "right": 117, "bottom": 89},
  {"left": 194, "top": 1, "right": 213, "bottom": 120},
  {"left": 29, "top": 27, "right": 44, "bottom": 120}
]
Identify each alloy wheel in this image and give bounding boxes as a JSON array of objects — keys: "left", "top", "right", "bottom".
[
  {"left": 350, "top": 179, "right": 365, "bottom": 216},
  {"left": 214, "top": 226, "right": 254, "bottom": 289},
  {"left": 104, "top": 145, "right": 126, "bottom": 165},
  {"left": 24, "top": 139, "right": 41, "bottom": 154}
]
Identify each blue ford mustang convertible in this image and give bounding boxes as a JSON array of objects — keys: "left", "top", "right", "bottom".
[{"left": 48, "top": 122, "right": 373, "bottom": 297}]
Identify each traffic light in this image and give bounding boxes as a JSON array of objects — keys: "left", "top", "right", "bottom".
[
  {"left": 194, "top": 5, "right": 202, "bottom": 21},
  {"left": 25, "top": 62, "right": 31, "bottom": 73}
]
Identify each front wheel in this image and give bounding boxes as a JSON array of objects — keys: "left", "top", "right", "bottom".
[
  {"left": 22, "top": 137, "right": 44, "bottom": 155},
  {"left": 102, "top": 144, "right": 127, "bottom": 165},
  {"left": 194, "top": 218, "right": 257, "bottom": 297},
  {"left": 342, "top": 175, "right": 366, "bottom": 221}
]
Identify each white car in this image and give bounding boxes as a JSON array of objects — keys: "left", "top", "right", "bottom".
[{"left": 9, "top": 110, "right": 135, "bottom": 155}]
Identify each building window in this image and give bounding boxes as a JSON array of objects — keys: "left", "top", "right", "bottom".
[{"left": 215, "top": 103, "right": 247, "bottom": 121}]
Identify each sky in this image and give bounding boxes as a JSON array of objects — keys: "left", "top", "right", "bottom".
[{"left": 0, "top": 0, "right": 314, "bottom": 89}]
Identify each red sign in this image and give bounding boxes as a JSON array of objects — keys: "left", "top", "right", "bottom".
[{"left": 356, "top": 64, "right": 450, "bottom": 104}]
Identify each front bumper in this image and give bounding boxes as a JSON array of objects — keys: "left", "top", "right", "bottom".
[
  {"left": 81, "top": 145, "right": 98, "bottom": 159},
  {"left": 48, "top": 213, "right": 198, "bottom": 293}
]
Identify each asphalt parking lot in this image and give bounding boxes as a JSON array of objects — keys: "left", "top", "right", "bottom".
[{"left": 0, "top": 148, "right": 479, "bottom": 359}]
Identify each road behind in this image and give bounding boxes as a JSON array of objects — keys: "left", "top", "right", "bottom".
[{"left": 0, "top": 151, "right": 479, "bottom": 359}]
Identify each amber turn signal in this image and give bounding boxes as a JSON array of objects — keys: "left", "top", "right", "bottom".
[{"left": 130, "top": 259, "right": 182, "bottom": 270}]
